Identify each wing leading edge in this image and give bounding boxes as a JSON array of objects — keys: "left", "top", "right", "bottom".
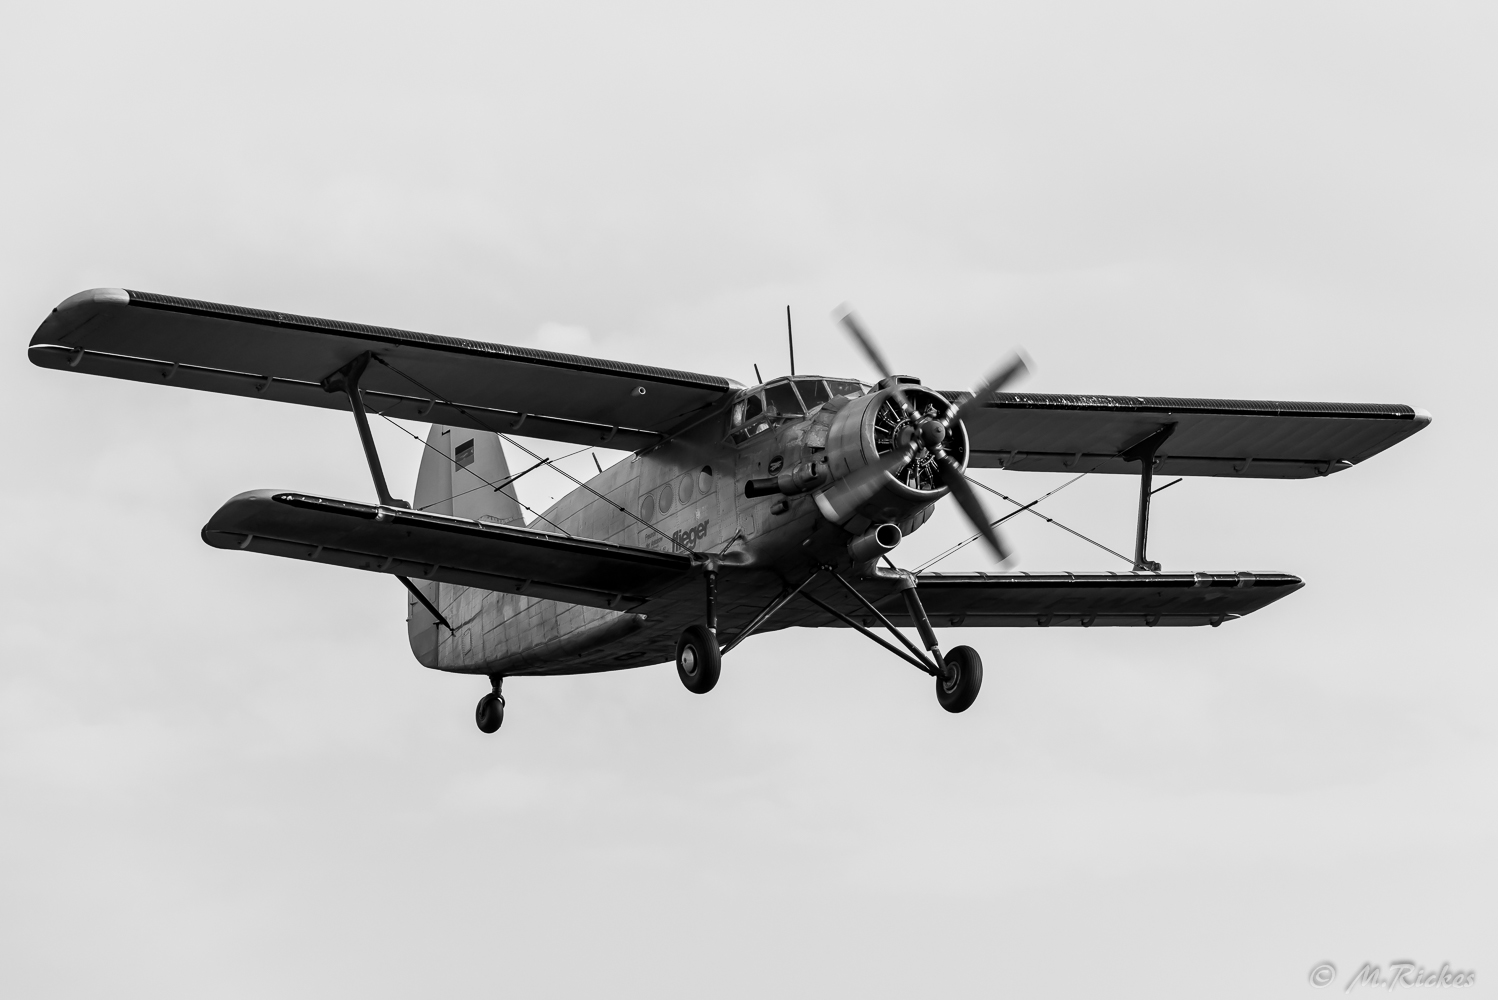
[{"left": 30, "top": 288, "right": 737, "bottom": 450}]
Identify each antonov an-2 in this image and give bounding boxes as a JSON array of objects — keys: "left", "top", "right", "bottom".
[{"left": 29, "top": 288, "right": 1430, "bottom": 732}]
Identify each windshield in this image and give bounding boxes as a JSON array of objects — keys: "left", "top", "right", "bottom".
[
  {"left": 792, "top": 378, "right": 832, "bottom": 409},
  {"left": 825, "top": 379, "right": 866, "bottom": 398},
  {"left": 763, "top": 382, "right": 803, "bottom": 416}
]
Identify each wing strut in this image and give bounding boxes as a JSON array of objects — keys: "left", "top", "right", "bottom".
[
  {"left": 1120, "top": 423, "right": 1176, "bottom": 571},
  {"left": 398, "top": 576, "right": 454, "bottom": 632},
  {"left": 321, "top": 352, "right": 402, "bottom": 508},
  {"left": 321, "top": 351, "right": 455, "bottom": 618}
]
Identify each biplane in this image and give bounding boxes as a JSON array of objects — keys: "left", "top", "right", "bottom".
[{"left": 29, "top": 288, "right": 1429, "bottom": 732}]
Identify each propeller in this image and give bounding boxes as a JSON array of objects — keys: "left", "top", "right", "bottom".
[{"left": 833, "top": 306, "right": 1030, "bottom": 563}]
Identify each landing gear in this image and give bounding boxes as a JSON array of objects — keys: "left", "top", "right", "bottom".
[
  {"left": 936, "top": 646, "right": 982, "bottom": 713},
  {"left": 475, "top": 677, "right": 505, "bottom": 733},
  {"left": 676, "top": 624, "right": 721, "bottom": 694}
]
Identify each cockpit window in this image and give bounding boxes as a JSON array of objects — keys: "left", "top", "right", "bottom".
[
  {"left": 729, "top": 390, "right": 772, "bottom": 445},
  {"left": 825, "top": 379, "right": 866, "bottom": 398},
  {"left": 792, "top": 378, "right": 832, "bottom": 409},
  {"left": 763, "top": 382, "right": 803, "bottom": 417}
]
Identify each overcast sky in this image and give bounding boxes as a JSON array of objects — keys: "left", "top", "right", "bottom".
[{"left": 2, "top": 2, "right": 1493, "bottom": 998}]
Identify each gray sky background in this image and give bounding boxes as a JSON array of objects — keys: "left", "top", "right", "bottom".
[{"left": 2, "top": 2, "right": 1493, "bottom": 997}]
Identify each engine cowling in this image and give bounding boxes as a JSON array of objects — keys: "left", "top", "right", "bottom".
[{"left": 814, "top": 381, "right": 969, "bottom": 528}]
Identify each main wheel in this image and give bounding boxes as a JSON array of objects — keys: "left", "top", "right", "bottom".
[
  {"left": 676, "top": 625, "right": 722, "bottom": 694},
  {"left": 475, "top": 692, "right": 505, "bottom": 733},
  {"left": 936, "top": 646, "right": 982, "bottom": 713}
]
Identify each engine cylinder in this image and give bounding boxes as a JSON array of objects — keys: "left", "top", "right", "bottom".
[{"left": 815, "top": 384, "right": 969, "bottom": 527}]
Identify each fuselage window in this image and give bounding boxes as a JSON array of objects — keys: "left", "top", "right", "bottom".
[
  {"left": 658, "top": 482, "right": 674, "bottom": 513},
  {"left": 678, "top": 473, "right": 695, "bottom": 503},
  {"left": 455, "top": 439, "right": 475, "bottom": 469},
  {"left": 793, "top": 378, "right": 832, "bottom": 409},
  {"left": 641, "top": 493, "right": 655, "bottom": 520},
  {"left": 698, "top": 466, "right": 714, "bottom": 494},
  {"left": 764, "top": 382, "right": 803, "bottom": 416}
]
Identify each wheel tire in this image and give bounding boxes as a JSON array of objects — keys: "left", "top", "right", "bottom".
[
  {"left": 475, "top": 692, "right": 505, "bottom": 733},
  {"left": 936, "top": 646, "right": 982, "bottom": 713},
  {"left": 675, "top": 625, "right": 722, "bottom": 694}
]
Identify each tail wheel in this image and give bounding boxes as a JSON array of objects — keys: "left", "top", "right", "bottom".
[
  {"left": 676, "top": 625, "right": 722, "bottom": 694},
  {"left": 475, "top": 692, "right": 505, "bottom": 733},
  {"left": 936, "top": 645, "right": 982, "bottom": 713}
]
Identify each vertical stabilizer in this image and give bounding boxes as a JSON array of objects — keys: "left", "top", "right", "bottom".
[{"left": 408, "top": 424, "right": 524, "bottom": 666}]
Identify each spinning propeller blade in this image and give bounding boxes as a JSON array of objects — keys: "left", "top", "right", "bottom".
[
  {"left": 836, "top": 306, "right": 915, "bottom": 418},
  {"left": 826, "top": 305, "right": 1031, "bottom": 564},
  {"left": 951, "top": 350, "right": 1031, "bottom": 424},
  {"left": 935, "top": 452, "right": 1011, "bottom": 563},
  {"left": 835, "top": 306, "right": 894, "bottom": 380},
  {"left": 830, "top": 439, "right": 920, "bottom": 514}
]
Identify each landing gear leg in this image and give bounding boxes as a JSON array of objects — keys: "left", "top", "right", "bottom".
[
  {"left": 475, "top": 675, "right": 505, "bottom": 733},
  {"left": 896, "top": 576, "right": 983, "bottom": 713},
  {"left": 895, "top": 575, "right": 945, "bottom": 667}
]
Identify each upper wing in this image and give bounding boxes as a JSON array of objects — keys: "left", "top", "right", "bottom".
[
  {"left": 767, "top": 570, "right": 1304, "bottom": 631},
  {"left": 30, "top": 288, "right": 736, "bottom": 450},
  {"left": 952, "top": 391, "right": 1430, "bottom": 478},
  {"left": 202, "top": 490, "right": 695, "bottom": 611}
]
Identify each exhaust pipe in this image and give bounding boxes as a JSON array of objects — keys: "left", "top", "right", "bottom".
[
  {"left": 848, "top": 522, "right": 902, "bottom": 563},
  {"left": 744, "top": 460, "right": 830, "bottom": 498}
]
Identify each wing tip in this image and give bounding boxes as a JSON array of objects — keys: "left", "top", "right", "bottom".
[{"left": 55, "top": 287, "right": 130, "bottom": 313}]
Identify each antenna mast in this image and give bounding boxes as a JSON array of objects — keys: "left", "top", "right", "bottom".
[{"left": 786, "top": 305, "right": 795, "bottom": 376}]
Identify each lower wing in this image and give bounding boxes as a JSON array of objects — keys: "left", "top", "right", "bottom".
[
  {"left": 774, "top": 570, "right": 1304, "bottom": 630},
  {"left": 202, "top": 490, "right": 695, "bottom": 612}
]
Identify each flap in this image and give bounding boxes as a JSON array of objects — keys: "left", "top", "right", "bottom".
[{"left": 30, "top": 288, "right": 737, "bottom": 450}]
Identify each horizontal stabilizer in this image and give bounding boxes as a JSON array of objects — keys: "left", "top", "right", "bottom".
[{"left": 202, "top": 490, "right": 695, "bottom": 611}]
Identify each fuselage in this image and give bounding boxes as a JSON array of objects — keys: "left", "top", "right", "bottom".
[{"left": 408, "top": 374, "right": 959, "bottom": 676}]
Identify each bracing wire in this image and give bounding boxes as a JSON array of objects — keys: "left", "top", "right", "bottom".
[
  {"left": 914, "top": 468, "right": 1134, "bottom": 572},
  {"left": 374, "top": 410, "right": 573, "bottom": 536},
  {"left": 370, "top": 356, "right": 696, "bottom": 554},
  {"left": 416, "top": 446, "right": 590, "bottom": 512}
]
